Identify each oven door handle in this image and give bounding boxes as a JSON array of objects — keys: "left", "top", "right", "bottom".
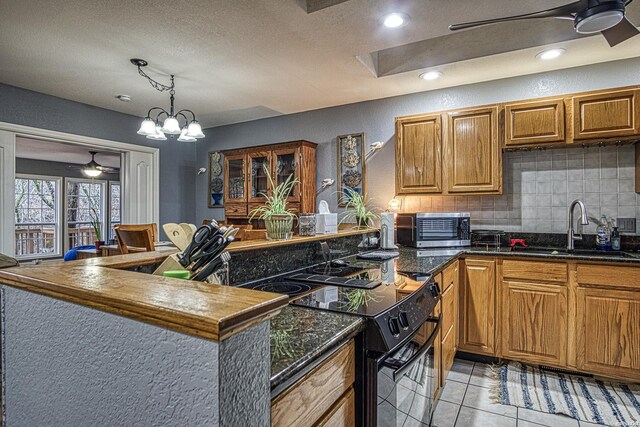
[{"left": 389, "top": 316, "right": 441, "bottom": 382}]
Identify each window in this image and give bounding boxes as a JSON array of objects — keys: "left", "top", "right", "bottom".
[
  {"left": 14, "top": 175, "right": 61, "bottom": 258},
  {"left": 66, "top": 179, "right": 105, "bottom": 248},
  {"left": 109, "top": 182, "right": 121, "bottom": 240}
]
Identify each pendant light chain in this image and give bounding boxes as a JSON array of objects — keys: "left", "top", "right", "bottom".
[{"left": 136, "top": 65, "right": 174, "bottom": 93}]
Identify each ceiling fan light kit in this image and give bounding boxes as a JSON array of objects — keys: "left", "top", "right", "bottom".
[
  {"left": 448, "top": 0, "right": 638, "bottom": 47},
  {"left": 82, "top": 151, "right": 104, "bottom": 177},
  {"left": 575, "top": 1, "right": 625, "bottom": 33},
  {"left": 131, "top": 58, "right": 205, "bottom": 142}
]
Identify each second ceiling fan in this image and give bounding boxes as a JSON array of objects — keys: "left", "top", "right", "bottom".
[{"left": 450, "top": 0, "right": 639, "bottom": 47}]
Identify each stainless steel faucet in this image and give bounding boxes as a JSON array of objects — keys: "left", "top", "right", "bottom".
[{"left": 567, "top": 199, "right": 589, "bottom": 252}]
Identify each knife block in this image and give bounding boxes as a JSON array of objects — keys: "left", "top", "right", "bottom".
[{"left": 153, "top": 254, "right": 229, "bottom": 285}]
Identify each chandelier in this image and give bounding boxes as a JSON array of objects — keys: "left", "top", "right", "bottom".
[{"left": 132, "top": 58, "right": 205, "bottom": 142}]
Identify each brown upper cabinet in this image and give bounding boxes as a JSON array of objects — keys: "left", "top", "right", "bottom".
[
  {"left": 571, "top": 88, "right": 640, "bottom": 141},
  {"left": 504, "top": 98, "right": 565, "bottom": 146},
  {"left": 222, "top": 141, "right": 316, "bottom": 222},
  {"left": 395, "top": 113, "right": 442, "bottom": 194},
  {"left": 445, "top": 106, "right": 501, "bottom": 194}
]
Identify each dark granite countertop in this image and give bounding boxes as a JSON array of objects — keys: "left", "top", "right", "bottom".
[
  {"left": 394, "top": 245, "right": 640, "bottom": 279},
  {"left": 269, "top": 305, "right": 364, "bottom": 397}
]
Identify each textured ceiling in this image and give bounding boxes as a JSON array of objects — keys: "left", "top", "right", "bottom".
[
  {"left": 16, "top": 137, "right": 121, "bottom": 167},
  {"left": 0, "top": 0, "right": 639, "bottom": 128}
]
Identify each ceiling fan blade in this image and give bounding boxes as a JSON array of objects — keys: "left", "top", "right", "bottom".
[
  {"left": 601, "top": 17, "right": 640, "bottom": 46},
  {"left": 449, "top": 0, "right": 586, "bottom": 31}
]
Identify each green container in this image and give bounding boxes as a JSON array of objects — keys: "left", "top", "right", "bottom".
[
  {"left": 163, "top": 270, "right": 190, "bottom": 279},
  {"left": 265, "top": 214, "right": 294, "bottom": 241}
]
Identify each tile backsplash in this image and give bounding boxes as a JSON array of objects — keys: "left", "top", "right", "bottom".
[{"left": 400, "top": 144, "right": 639, "bottom": 235}]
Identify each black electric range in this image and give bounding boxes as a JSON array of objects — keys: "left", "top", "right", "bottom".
[
  {"left": 238, "top": 254, "right": 441, "bottom": 427},
  {"left": 239, "top": 255, "right": 440, "bottom": 353}
]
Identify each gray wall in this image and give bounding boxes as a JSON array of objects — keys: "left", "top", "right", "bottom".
[
  {"left": 195, "top": 57, "right": 640, "bottom": 232},
  {"left": 16, "top": 157, "right": 120, "bottom": 181},
  {"left": 0, "top": 83, "right": 197, "bottom": 227}
]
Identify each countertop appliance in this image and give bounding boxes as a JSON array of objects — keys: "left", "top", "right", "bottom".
[
  {"left": 396, "top": 212, "right": 470, "bottom": 248},
  {"left": 238, "top": 255, "right": 441, "bottom": 426}
]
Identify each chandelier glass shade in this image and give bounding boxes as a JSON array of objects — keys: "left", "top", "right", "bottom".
[{"left": 132, "top": 58, "right": 205, "bottom": 142}]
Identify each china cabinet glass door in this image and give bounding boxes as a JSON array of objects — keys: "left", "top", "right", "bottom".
[
  {"left": 248, "top": 152, "right": 271, "bottom": 203},
  {"left": 224, "top": 154, "right": 247, "bottom": 203},
  {"left": 272, "top": 148, "right": 300, "bottom": 202}
]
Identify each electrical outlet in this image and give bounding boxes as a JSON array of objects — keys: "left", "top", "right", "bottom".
[{"left": 616, "top": 218, "right": 636, "bottom": 234}]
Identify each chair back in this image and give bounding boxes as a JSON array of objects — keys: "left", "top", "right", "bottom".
[{"left": 114, "top": 224, "right": 156, "bottom": 254}]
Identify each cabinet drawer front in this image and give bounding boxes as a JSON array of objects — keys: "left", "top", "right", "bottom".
[
  {"left": 572, "top": 89, "right": 640, "bottom": 140},
  {"left": 315, "top": 387, "right": 355, "bottom": 427},
  {"left": 441, "top": 261, "right": 458, "bottom": 292},
  {"left": 225, "top": 203, "right": 248, "bottom": 217},
  {"left": 502, "top": 260, "right": 567, "bottom": 283},
  {"left": 441, "top": 283, "right": 456, "bottom": 336},
  {"left": 577, "top": 264, "right": 640, "bottom": 289},
  {"left": 271, "top": 341, "right": 355, "bottom": 427},
  {"left": 505, "top": 99, "right": 565, "bottom": 146}
]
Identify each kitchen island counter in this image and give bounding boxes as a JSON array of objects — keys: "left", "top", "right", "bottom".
[{"left": 0, "top": 250, "right": 288, "bottom": 342}]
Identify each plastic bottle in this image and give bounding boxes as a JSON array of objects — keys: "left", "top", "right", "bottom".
[
  {"left": 595, "top": 215, "right": 611, "bottom": 251},
  {"left": 611, "top": 226, "right": 621, "bottom": 251}
]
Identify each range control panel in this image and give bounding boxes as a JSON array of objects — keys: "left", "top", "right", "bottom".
[{"left": 367, "top": 278, "right": 440, "bottom": 353}]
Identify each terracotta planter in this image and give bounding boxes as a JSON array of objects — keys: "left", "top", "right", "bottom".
[
  {"left": 264, "top": 215, "right": 293, "bottom": 241},
  {"left": 95, "top": 240, "right": 105, "bottom": 250}
]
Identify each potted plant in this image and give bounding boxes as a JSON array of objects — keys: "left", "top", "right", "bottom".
[
  {"left": 249, "top": 166, "right": 299, "bottom": 241},
  {"left": 339, "top": 190, "right": 378, "bottom": 229},
  {"left": 89, "top": 206, "right": 104, "bottom": 249}
]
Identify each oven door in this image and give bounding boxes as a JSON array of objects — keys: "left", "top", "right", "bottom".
[{"left": 376, "top": 316, "right": 441, "bottom": 426}]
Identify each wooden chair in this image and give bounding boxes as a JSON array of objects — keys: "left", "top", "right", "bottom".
[{"left": 114, "top": 224, "right": 156, "bottom": 254}]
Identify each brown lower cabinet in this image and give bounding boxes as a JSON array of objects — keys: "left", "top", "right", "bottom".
[
  {"left": 459, "top": 258, "right": 496, "bottom": 355},
  {"left": 271, "top": 340, "right": 355, "bottom": 427},
  {"left": 456, "top": 257, "right": 640, "bottom": 382},
  {"left": 575, "top": 264, "right": 640, "bottom": 381}
]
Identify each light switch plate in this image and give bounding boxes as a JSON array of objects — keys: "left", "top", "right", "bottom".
[{"left": 616, "top": 218, "right": 636, "bottom": 234}]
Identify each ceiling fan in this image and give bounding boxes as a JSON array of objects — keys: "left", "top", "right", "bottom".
[
  {"left": 68, "top": 151, "right": 119, "bottom": 177},
  {"left": 449, "top": 0, "right": 639, "bottom": 47}
]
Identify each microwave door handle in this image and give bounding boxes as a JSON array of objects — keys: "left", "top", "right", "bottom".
[{"left": 389, "top": 316, "right": 441, "bottom": 382}]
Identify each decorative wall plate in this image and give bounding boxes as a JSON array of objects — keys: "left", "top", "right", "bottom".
[
  {"left": 211, "top": 177, "right": 223, "bottom": 193},
  {"left": 343, "top": 135, "right": 357, "bottom": 151},
  {"left": 342, "top": 170, "right": 362, "bottom": 188},
  {"left": 211, "top": 152, "right": 222, "bottom": 163},
  {"left": 342, "top": 150, "right": 360, "bottom": 168},
  {"left": 212, "top": 162, "right": 223, "bottom": 176}
]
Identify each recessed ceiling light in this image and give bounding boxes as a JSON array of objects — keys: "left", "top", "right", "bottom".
[
  {"left": 115, "top": 94, "right": 132, "bottom": 102},
  {"left": 536, "top": 48, "right": 566, "bottom": 60},
  {"left": 419, "top": 71, "right": 442, "bottom": 81},
  {"left": 382, "top": 13, "right": 409, "bottom": 28}
]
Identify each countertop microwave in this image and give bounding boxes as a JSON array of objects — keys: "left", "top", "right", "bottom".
[{"left": 396, "top": 212, "right": 471, "bottom": 248}]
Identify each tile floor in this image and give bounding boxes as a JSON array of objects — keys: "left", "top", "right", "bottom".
[{"left": 433, "top": 359, "right": 597, "bottom": 427}]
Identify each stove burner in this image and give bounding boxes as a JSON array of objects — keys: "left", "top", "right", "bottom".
[
  {"left": 253, "top": 282, "right": 312, "bottom": 297},
  {"left": 311, "top": 266, "right": 344, "bottom": 275}
]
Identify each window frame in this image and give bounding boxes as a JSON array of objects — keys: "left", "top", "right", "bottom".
[
  {"left": 64, "top": 177, "right": 107, "bottom": 253},
  {"left": 14, "top": 173, "right": 63, "bottom": 260},
  {"left": 108, "top": 181, "right": 121, "bottom": 241}
]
